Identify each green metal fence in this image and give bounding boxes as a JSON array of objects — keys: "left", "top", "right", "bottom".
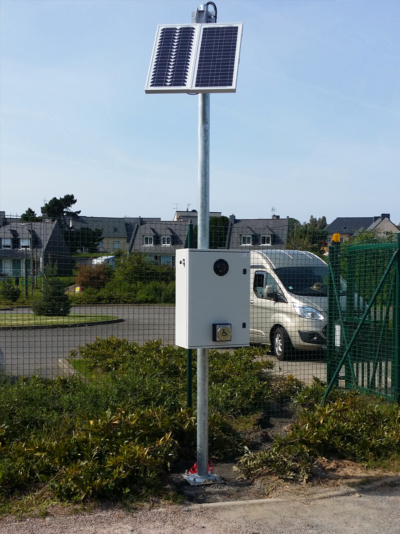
[{"left": 326, "top": 234, "right": 400, "bottom": 402}]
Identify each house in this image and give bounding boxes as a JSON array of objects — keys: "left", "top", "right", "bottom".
[
  {"left": 128, "top": 220, "right": 190, "bottom": 266},
  {"left": 326, "top": 214, "right": 400, "bottom": 243},
  {"left": 225, "top": 214, "right": 290, "bottom": 249},
  {"left": 65, "top": 216, "right": 161, "bottom": 253},
  {"left": 127, "top": 213, "right": 290, "bottom": 265},
  {"left": 0, "top": 212, "right": 72, "bottom": 278}
]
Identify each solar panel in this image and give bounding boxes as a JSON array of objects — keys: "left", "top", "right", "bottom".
[
  {"left": 195, "top": 26, "right": 239, "bottom": 89},
  {"left": 145, "top": 23, "right": 242, "bottom": 94}
]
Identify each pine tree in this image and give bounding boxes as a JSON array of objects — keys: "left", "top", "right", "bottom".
[
  {"left": 31, "top": 272, "right": 71, "bottom": 316},
  {"left": 0, "top": 278, "right": 21, "bottom": 303}
]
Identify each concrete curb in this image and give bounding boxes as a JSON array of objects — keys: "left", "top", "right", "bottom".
[
  {"left": 183, "top": 476, "right": 400, "bottom": 510},
  {"left": 0, "top": 318, "right": 124, "bottom": 331},
  {"left": 57, "top": 358, "right": 78, "bottom": 376}
]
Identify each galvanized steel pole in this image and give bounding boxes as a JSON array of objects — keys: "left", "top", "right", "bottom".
[{"left": 197, "top": 92, "right": 210, "bottom": 478}]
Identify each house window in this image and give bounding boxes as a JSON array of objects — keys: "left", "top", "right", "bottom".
[
  {"left": 2, "top": 238, "right": 12, "bottom": 249},
  {"left": 143, "top": 236, "right": 154, "bottom": 246},
  {"left": 113, "top": 241, "right": 120, "bottom": 250},
  {"left": 20, "top": 238, "right": 31, "bottom": 248},
  {"left": 113, "top": 227, "right": 118, "bottom": 232},
  {"left": 327, "top": 237, "right": 332, "bottom": 243},
  {"left": 161, "top": 236, "right": 171, "bottom": 246},
  {"left": 161, "top": 255, "right": 172, "bottom": 265},
  {"left": 240, "top": 235, "right": 252, "bottom": 246},
  {"left": 260, "top": 235, "right": 271, "bottom": 246},
  {"left": 0, "top": 259, "right": 3, "bottom": 274},
  {"left": 98, "top": 241, "right": 104, "bottom": 251},
  {"left": 342, "top": 226, "right": 348, "bottom": 231}
]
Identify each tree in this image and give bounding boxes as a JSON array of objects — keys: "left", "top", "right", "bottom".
[
  {"left": 31, "top": 272, "right": 71, "bottom": 316},
  {"left": 20, "top": 208, "right": 41, "bottom": 222},
  {"left": 114, "top": 252, "right": 174, "bottom": 284},
  {"left": 75, "top": 264, "right": 112, "bottom": 289},
  {"left": 192, "top": 216, "right": 230, "bottom": 249},
  {"left": 286, "top": 215, "right": 328, "bottom": 256},
  {"left": 209, "top": 216, "right": 230, "bottom": 249},
  {"left": 63, "top": 227, "right": 103, "bottom": 254},
  {"left": 0, "top": 278, "right": 21, "bottom": 303},
  {"left": 41, "top": 194, "right": 81, "bottom": 220}
]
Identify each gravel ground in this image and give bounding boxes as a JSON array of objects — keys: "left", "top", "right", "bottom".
[{"left": 2, "top": 485, "right": 400, "bottom": 534}]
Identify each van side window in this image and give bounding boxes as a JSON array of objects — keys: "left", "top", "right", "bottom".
[{"left": 253, "top": 271, "right": 277, "bottom": 299}]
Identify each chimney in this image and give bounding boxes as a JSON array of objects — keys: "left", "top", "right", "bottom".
[
  {"left": 272, "top": 214, "right": 280, "bottom": 219},
  {"left": 229, "top": 214, "right": 235, "bottom": 224},
  {"left": 0, "top": 211, "right": 5, "bottom": 227}
]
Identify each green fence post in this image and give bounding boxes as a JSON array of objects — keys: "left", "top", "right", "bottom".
[
  {"left": 395, "top": 233, "right": 400, "bottom": 403},
  {"left": 327, "top": 237, "right": 341, "bottom": 386},
  {"left": 345, "top": 249, "right": 355, "bottom": 389},
  {"left": 186, "top": 222, "right": 193, "bottom": 409}
]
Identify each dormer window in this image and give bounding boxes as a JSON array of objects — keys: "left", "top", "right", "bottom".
[
  {"left": 261, "top": 235, "right": 271, "bottom": 245},
  {"left": 2, "top": 238, "right": 12, "bottom": 249},
  {"left": 161, "top": 236, "right": 171, "bottom": 246},
  {"left": 342, "top": 226, "right": 348, "bottom": 231},
  {"left": 20, "top": 238, "right": 31, "bottom": 248},
  {"left": 143, "top": 236, "right": 154, "bottom": 246},
  {"left": 240, "top": 235, "right": 252, "bottom": 245}
]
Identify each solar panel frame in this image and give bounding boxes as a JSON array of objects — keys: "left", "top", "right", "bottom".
[{"left": 145, "top": 23, "right": 243, "bottom": 94}]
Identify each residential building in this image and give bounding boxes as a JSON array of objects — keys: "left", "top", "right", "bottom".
[
  {"left": 226, "top": 214, "right": 290, "bottom": 249},
  {"left": 65, "top": 216, "right": 161, "bottom": 253},
  {"left": 0, "top": 212, "right": 72, "bottom": 278},
  {"left": 128, "top": 220, "right": 190, "bottom": 266},
  {"left": 326, "top": 214, "right": 400, "bottom": 243}
]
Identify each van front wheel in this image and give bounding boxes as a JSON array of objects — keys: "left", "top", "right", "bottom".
[{"left": 273, "top": 327, "right": 293, "bottom": 361}]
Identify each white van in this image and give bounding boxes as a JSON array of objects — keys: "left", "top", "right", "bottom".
[
  {"left": 250, "top": 250, "right": 346, "bottom": 360},
  {"left": 92, "top": 256, "right": 116, "bottom": 269}
]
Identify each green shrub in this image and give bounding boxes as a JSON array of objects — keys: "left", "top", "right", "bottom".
[
  {"left": 31, "top": 276, "right": 71, "bottom": 316},
  {"left": 0, "top": 278, "right": 21, "bottom": 303},
  {"left": 237, "top": 379, "right": 400, "bottom": 483},
  {"left": 68, "top": 281, "right": 175, "bottom": 305},
  {"left": 0, "top": 342, "right": 303, "bottom": 503}
]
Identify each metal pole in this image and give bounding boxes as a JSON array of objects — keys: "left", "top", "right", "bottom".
[
  {"left": 42, "top": 216, "right": 46, "bottom": 289},
  {"left": 24, "top": 249, "right": 28, "bottom": 299},
  {"left": 30, "top": 223, "right": 34, "bottom": 297},
  {"left": 187, "top": 221, "right": 194, "bottom": 409},
  {"left": 197, "top": 92, "right": 210, "bottom": 478}
]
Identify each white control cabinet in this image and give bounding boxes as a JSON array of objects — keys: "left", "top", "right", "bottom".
[{"left": 175, "top": 249, "right": 250, "bottom": 349}]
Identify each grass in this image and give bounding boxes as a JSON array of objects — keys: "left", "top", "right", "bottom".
[{"left": 0, "top": 313, "right": 119, "bottom": 327}]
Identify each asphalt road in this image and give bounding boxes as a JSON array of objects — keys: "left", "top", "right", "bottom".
[{"left": 0, "top": 305, "right": 326, "bottom": 383}]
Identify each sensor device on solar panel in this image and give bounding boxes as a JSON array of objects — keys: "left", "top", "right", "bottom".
[
  {"left": 175, "top": 250, "right": 250, "bottom": 349},
  {"left": 145, "top": 23, "right": 243, "bottom": 94}
]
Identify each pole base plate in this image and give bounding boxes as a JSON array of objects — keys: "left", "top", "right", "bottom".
[{"left": 182, "top": 473, "right": 225, "bottom": 486}]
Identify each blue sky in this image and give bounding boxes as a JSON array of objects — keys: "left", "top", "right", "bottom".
[{"left": 1, "top": 0, "right": 399, "bottom": 224}]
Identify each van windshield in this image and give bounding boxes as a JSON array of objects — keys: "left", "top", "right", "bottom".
[{"left": 274, "top": 266, "right": 346, "bottom": 297}]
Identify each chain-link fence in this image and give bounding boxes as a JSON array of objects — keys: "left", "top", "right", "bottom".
[
  {"left": 0, "top": 214, "right": 330, "bottom": 399},
  {"left": 3, "top": 212, "right": 400, "bottom": 503}
]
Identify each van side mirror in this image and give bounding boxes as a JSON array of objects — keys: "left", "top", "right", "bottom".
[{"left": 265, "top": 284, "right": 276, "bottom": 300}]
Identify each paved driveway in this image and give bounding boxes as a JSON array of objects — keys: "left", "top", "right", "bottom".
[{"left": 0, "top": 305, "right": 175, "bottom": 378}]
